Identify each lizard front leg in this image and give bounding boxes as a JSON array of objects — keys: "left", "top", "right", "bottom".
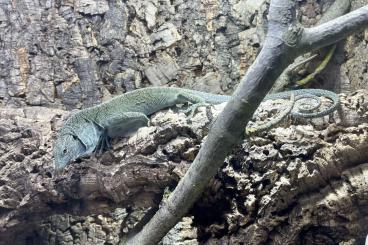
[
  {"left": 95, "top": 112, "right": 150, "bottom": 154},
  {"left": 176, "top": 93, "right": 209, "bottom": 117}
]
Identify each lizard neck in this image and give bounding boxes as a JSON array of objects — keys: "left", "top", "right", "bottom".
[{"left": 63, "top": 113, "right": 103, "bottom": 154}]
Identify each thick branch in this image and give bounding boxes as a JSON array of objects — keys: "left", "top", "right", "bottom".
[
  {"left": 127, "top": 2, "right": 368, "bottom": 244},
  {"left": 300, "top": 5, "right": 368, "bottom": 52}
]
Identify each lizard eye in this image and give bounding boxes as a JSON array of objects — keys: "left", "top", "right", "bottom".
[
  {"left": 63, "top": 149, "right": 67, "bottom": 154},
  {"left": 72, "top": 135, "right": 78, "bottom": 140}
]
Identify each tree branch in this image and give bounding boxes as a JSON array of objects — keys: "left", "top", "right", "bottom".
[
  {"left": 126, "top": 1, "right": 368, "bottom": 244},
  {"left": 300, "top": 5, "right": 368, "bottom": 52},
  {"left": 270, "top": 0, "right": 351, "bottom": 92}
]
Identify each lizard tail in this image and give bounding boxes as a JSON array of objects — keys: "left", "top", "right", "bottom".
[{"left": 266, "top": 89, "right": 339, "bottom": 118}]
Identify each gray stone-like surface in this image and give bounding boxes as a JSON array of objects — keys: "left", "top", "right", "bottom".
[
  {"left": 74, "top": 0, "right": 109, "bottom": 15},
  {"left": 144, "top": 53, "right": 179, "bottom": 85}
]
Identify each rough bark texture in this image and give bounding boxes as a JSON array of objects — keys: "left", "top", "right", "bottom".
[
  {"left": 126, "top": 1, "right": 368, "bottom": 243},
  {"left": 0, "top": 0, "right": 367, "bottom": 244},
  {"left": 1, "top": 91, "right": 368, "bottom": 244}
]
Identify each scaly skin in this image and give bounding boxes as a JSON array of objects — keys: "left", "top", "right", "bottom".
[
  {"left": 265, "top": 88, "right": 339, "bottom": 118},
  {"left": 53, "top": 87, "right": 339, "bottom": 170}
]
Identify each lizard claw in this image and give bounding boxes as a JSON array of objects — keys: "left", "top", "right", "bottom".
[
  {"left": 183, "top": 103, "right": 209, "bottom": 117},
  {"left": 95, "top": 133, "right": 112, "bottom": 156}
]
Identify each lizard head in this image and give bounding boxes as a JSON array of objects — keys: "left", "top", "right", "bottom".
[{"left": 53, "top": 133, "right": 86, "bottom": 171}]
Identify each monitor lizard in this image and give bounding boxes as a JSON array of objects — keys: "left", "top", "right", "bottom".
[{"left": 53, "top": 87, "right": 339, "bottom": 171}]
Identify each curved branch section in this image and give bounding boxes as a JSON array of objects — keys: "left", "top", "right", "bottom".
[
  {"left": 300, "top": 5, "right": 368, "bottom": 52},
  {"left": 271, "top": 0, "right": 351, "bottom": 93}
]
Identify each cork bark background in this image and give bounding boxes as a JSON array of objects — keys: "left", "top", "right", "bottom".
[{"left": 0, "top": 0, "right": 368, "bottom": 244}]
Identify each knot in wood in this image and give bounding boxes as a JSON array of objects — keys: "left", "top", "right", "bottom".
[{"left": 282, "top": 25, "right": 303, "bottom": 47}]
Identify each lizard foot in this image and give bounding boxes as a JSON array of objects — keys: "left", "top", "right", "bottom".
[
  {"left": 95, "top": 133, "right": 112, "bottom": 156},
  {"left": 183, "top": 102, "right": 209, "bottom": 117}
]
